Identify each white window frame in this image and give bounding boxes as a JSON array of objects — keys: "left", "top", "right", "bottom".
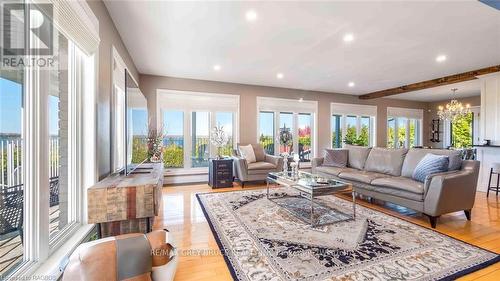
[
  {"left": 330, "top": 103, "right": 377, "bottom": 147},
  {"left": 157, "top": 90, "right": 240, "bottom": 173},
  {"left": 256, "top": 97, "right": 318, "bottom": 160},
  {"left": 387, "top": 107, "right": 424, "bottom": 149},
  {"left": 7, "top": 1, "right": 99, "bottom": 278}
]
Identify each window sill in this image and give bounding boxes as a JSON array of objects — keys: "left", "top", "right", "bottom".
[{"left": 28, "top": 224, "right": 94, "bottom": 279}]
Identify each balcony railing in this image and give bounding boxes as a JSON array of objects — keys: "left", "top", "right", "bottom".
[{"left": 0, "top": 138, "right": 60, "bottom": 275}]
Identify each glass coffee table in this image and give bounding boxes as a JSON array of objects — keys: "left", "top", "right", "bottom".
[{"left": 266, "top": 171, "right": 356, "bottom": 226}]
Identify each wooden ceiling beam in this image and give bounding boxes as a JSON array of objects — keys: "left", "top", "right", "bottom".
[{"left": 358, "top": 65, "right": 500, "bottom": 100}]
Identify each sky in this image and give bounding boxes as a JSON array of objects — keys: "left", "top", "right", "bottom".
[
  {"left": 131, "top": 109, "right": 148, "bottom": 136},
  {"left": 0, "top": 77, "right": 23, "bottom": 134}
]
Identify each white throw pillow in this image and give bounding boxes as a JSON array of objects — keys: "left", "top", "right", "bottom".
[{"left": 239, "top": 145, "right": 256, "bottom": 163}]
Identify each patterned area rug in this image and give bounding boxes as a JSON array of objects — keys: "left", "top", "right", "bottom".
[{"left": 196, "top": 187, "right": 500, "bottom": 281}]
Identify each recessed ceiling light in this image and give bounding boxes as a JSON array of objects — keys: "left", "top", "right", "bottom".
[
  {"left": 436, "top": 55, "right": 447, "bottom": 63},
  {"left": 343, "top": 33, "right": 354, "bottom": 42},
  {"left": 213, "top": 64, "right": 221, "bottom": 71},
  {"left": 299, "top": 98, "right": 304, "bottom": 102},
  {"left": 276, "top": 73, "right": 284, "bottom": 79},
  {"left": 246, "top": 10, "right": 257, "bottom": 22},
  {"left": 348, "top": 81, "right": 355, "bottom": 87}
]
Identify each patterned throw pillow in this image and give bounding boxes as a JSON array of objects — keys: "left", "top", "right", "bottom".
[
  {"left": 412, "top": 154, "right": 449, "bottom": 183},
  {"left": 323, "top": 149, "right": 348, "bottom": 167}
]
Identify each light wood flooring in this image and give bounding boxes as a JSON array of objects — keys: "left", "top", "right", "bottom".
[{"left": 153, "top": 183, "right": 500, "bottom": 281}]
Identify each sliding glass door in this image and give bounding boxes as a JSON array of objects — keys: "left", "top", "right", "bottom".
[{"left": 279, "top": 112, "right": 294, "bottom": 154}]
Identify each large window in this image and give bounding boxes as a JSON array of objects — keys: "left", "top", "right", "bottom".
[
  {"left": 0, "top": 2, "right": 97, "bottom": 276},
  {"left": 331, "top": 103, "right": 376, "bottom": 148},
  {"left": 257, "top": 97, "right": 317, "bottom": 162},
  {"left": 159, "top": 91, "right": 239, "bottom": 171},
  {"left": 387, "top": 107, "right": 423, "bottom": 149},
  {"left": 387, "top": 117, "right": 422, "bottom": 148},
  {"left": 258, "top": 112, "right": 275, "bottom": 155},
  {"left": 1, "top": 71, "right": 24, "bottom": 275}
]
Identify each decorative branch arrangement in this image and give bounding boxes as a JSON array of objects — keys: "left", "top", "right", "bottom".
[
  {"left": 147, "top": 125, "right": 164, "bottom": 163},
  {"left": 210, "top": 125, "right": 229, "bottom": 159}
]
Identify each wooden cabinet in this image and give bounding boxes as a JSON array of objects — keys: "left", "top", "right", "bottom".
[{"left": 209, "top": 158, "right": 233, "bottom": 188}]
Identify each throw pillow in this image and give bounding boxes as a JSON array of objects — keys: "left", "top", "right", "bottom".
[
  {"left": 323, "top": 149, "right": 348, "bottom": 167},
  {"left": 412, "top": 154, "right": 449, "bottom": 183},
  {"left": 252, "top": 144, "right": 266, "bottom": 162},
  {"left": 239, "top": 144, "right": 256, "bottom": 163}
]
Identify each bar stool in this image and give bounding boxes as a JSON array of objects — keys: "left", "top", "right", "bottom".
[{"left": 487, "top": 163, "right": 500, "bottom": 197}]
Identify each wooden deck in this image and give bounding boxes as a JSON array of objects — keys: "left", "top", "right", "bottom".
[
  {"left": 0, "top": 205, "right": 61, "bottom": 275},
  {"left": 153, "top": 183, "right": 500, "bottom": 281}
]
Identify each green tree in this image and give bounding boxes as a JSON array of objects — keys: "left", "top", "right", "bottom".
[
  {"left": 451, "top": 113, "right": 473, "bottom": 148},
  {"left": 344, "top": 125, "right": 369, "bottom": 147},
  {"left": 163, "top": 144, "right": 183, "bottom": 168}
]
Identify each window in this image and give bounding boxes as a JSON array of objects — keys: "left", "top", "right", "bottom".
[
  {"left": 450, "top": 113, "right": 473, "bottom": 148},
  {"left": 298, "top": 114, "right": 312, "bottom": 162},
  {"left": 387, "top": 107, "right": 423, "bottom": 149},
  {"left": 257, "top": 97, "right": 317, "bottom": 162},
  {"left": 331, "top": 103, "right": 377, "bottom": 148},
  {"left": 258, "top": 112, "right": 275, "bottom": 155},
  {"left": 48, "top": 32, "right": 70, "bottom": 238},
  {"left": 1, "top": 70, "right": 25, "bottom": 275},
  {"left": 387, "top": 118, "right": 396, "bottom": 148},
  {"left": 387, "top": 117, "right": 423, "bottom": 148},
  {"left": 158, "top": 91, "right": 239, "bottom": 171},
  {"left": 163, "top": 111, "right": 184, "bottom": 168},
  {"left": 279, "top": 112, "right": 294, "bottom": 154},
  {"left": 331, "top": 115, "right": 342, "bottom": 148},
  {"left": 191, "top": 112, "right": 210, "bottom": 168},
  {"left": 0, "top": 17, "right": 95, "bottom": 278}
]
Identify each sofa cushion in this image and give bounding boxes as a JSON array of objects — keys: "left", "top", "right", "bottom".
[
  {"left": 371, "top": 177, "right": 424, "bottom": 197},
  {"left": 364, "top": 147, "right": 408, "bottom": 176},
  {"left": 412, "top": 154, "right": 449, "bottom": 183},
  {"left": 239, "top": 144, "right": 256, "bottom": 163},
  {"left": 247, "top": 162, "right": 277, "bottom": 175},
  {"left": 401, "top": 148, "right": 462, "bottom": 178},
  {"left": 338, "top": 170, "right": 388, "bottom": 184},
  {"left": 323, "top": 149, "right": 348, "bottom": 167},
  {"left": 248, "top": 162, "right": 276, "bottom": 170},
  {"left": 346, "top": 145, "right": 371, "bottom": 170},
  {"left": 252, "top": 144, "right": 266, "bottom": 162},
  {"left": 315, "top": 166, "right": 357, "bottom": 177}
]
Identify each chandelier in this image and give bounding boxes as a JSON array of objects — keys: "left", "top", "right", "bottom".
[{"left": 437, "top": 88, "right": 471, "bottom": 123}]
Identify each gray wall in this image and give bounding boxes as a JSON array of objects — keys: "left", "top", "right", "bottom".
[
  {"left": 87, "top": 1, "right": 139, "bottom": 179},
  {"left": 140, "top": 75, "right": 430, "bottom": 155}
]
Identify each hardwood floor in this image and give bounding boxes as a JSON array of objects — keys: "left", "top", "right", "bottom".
[{"left": 153, "top": 182, "right": 500, "bottom": 281}]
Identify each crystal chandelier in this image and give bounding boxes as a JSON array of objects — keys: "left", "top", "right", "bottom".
[{"left": 437, "top": 88, "right": 471, "bottom": 123}]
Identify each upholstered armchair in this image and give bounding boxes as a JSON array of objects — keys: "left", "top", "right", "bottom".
[
  {"left": 233, "top": 143, "right": 283, "bottom": 186},
  {"left": 63, "top": 230, "right": 177, "bottom": 281}
]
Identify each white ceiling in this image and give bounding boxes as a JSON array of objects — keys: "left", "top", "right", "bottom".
[{"left": 104, "top": 1, "right": 500, "bottom": 101}]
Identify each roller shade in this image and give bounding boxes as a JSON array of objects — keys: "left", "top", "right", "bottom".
[
  {"left": 387, "top": 107, "right": 423, "bottom": 119},
  {"left": 34, "top": 0, "right": 99, "bottom": 55},
  {"left": 331, "top": 103, "right": 377, "bottom": 116}
]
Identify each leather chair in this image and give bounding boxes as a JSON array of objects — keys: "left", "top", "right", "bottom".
[
  {"left": 63, "top": 230, "right": 177, "bottom": 281},
  {"left": 233, "top": 143, "right": 283, "bottom": 186}
]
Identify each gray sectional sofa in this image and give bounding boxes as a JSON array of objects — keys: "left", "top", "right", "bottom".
[{"left": 312, "top": 146, "right": 480, "bottom": 228}]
